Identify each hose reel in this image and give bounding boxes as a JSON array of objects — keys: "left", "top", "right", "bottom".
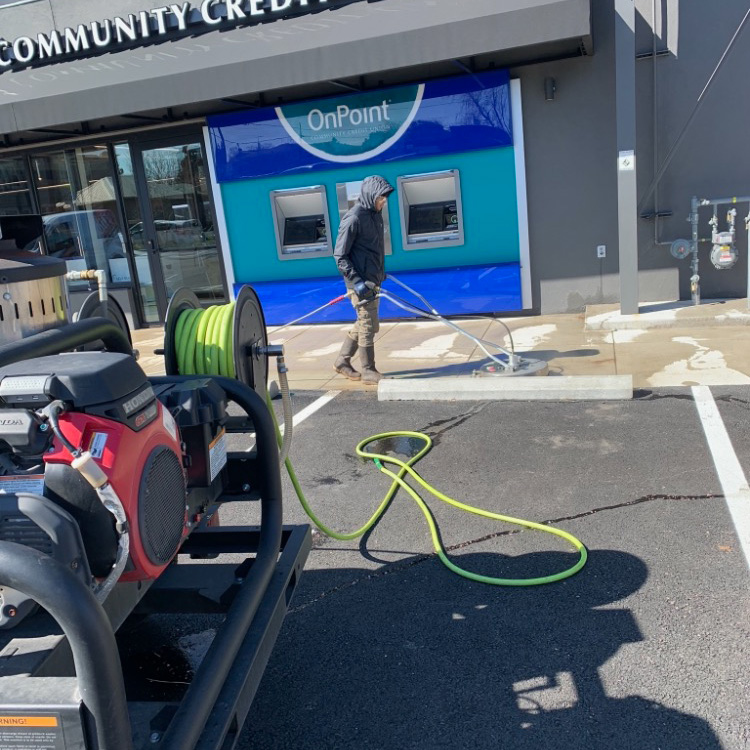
[
  {"left": 163, "top": 285, "right": 270, "bottom": 399},
  {"left": 75, "top": 291, "right": 133, "bottom": 351}
]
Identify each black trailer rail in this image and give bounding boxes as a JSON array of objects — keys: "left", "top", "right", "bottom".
[
  {"left": 0, "top": 524, "right": 311, "bottom": 750},
  {"left": 0, "top": 318, "right": 312, "bottom": 750}
]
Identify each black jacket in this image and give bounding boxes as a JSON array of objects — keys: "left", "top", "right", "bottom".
[{"left": 334, "top": 175, "right": 394, "bottom": 288}]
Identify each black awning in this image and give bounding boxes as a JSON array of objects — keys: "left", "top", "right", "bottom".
[{"left": 0, "top": 0, "right": 591, "bottom": 142}]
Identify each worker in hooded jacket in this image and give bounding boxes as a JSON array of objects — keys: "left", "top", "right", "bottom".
[{"left": 333, "top": 175, "right": 394, "bottom": 384}]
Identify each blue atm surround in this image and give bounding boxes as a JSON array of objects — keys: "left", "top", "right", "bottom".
[
  {"left": 237, "top": 263, "right": 521, "bottom": 326},
  {"left": 209, "top": 69, "right": 525, "bottom": 324}
]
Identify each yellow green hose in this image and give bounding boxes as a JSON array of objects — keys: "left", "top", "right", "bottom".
[
  {"left": 273, "top": 410, "right": 587, "bottom": 586},
  {"left": 174, "top": 304, "right": 236, "bottom": 377},
  {"left": 173, "top": 303, "right": 588, "bottom": 586}
]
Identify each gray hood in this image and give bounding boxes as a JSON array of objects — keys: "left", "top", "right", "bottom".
[{"left": 357, "top": 175, "right": 394, "bottom": 211}]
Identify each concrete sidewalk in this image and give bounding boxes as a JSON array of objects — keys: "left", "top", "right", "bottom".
[{"left": 131, "top": 297, "right": 750, "bottom": 392}]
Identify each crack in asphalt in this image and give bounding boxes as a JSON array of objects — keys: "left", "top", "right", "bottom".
[
  {"left": 290, "top": 492, "right": 722, "bottom": 614},
  {"left": 715, "top": 394, "right": 750, "bottom": 409},
  {"left": 634, "top": 391, "right": 695, "bottom": 401},
  {"left": 417, "top": 403, "right": 487, "bottom": 446},
  {"left": 444, "top": 492, "right": 723, "bottom": 550}
]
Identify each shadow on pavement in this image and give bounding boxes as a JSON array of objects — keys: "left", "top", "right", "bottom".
[
  {"left": 240, "top": 548, "right": 721, "bottom": 749},
  {"left": 385, "top": 350, "right": 601, "bottom": 379}
]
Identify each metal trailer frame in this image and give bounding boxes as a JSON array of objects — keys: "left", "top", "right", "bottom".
[{"left": 0, "top": 319, "right": 311, "bottom": 750}]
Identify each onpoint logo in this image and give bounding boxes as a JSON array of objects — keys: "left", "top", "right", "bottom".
[{"left": 275, "top": 84, "right": 424, "bottom": 164}]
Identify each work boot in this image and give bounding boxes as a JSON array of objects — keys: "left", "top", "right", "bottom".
[
  {"left": 334, "top": 336, "right": 361, "bottom": 380},
  {"left": 359, "top": 345, "right": 383, "bottom": 384}
]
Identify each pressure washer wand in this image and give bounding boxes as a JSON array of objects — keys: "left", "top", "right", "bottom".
[
  {"left": 379, "top": 274, "right": 522, "bottom": 372},
  {"left": 270, "top": 294, "right": 348, "bottom": 333}
]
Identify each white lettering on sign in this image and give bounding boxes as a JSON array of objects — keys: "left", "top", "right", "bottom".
[
  {"left": 37, "top": 31, "right": 63, "bottom": 58},
  {"left": 307, "top": 101, "right": 391, "bottom": 132},
  {"left": 0, "top": 0, "right": 338, "bottom": 71},
  {"left": 91, "top": 21, "right": 112, "bottom": 47},
  {"left": 200, "top": 0, "right": 222, "bottom": 25}
]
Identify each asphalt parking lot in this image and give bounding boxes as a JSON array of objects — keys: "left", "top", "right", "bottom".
[{"left": 191, "top": 385, "right": 750, "bottom": 750}]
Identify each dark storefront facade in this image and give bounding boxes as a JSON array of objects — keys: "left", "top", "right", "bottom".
[
  {"left": 0, "top": 0, "right": 748, "bottom": 328},
  {"left": 0, "top": 129, "right": 225, "bottom": 325}
]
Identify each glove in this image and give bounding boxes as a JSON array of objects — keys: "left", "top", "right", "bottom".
[{"left": 353, "top": 279, "right": 376, "bottom": 300}]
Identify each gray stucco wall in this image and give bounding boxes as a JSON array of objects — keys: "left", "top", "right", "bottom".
[
  {"left": 515, "top": 0, "right": 750, "bottom": 312},
  {"left": 638, "top": 1, "right": 750, "bottom": 304},
  {"left": 513, "top": 0, "right": 620, "bottom": 313}
]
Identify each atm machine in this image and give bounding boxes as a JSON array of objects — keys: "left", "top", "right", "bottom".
[
  {"left": 397, "top": 169, "right": 464, "bottom": 249},
  {"left": 270, "top": 186, "right": 332, "bottom": 260}
]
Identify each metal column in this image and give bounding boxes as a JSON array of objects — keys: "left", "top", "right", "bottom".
[{"left": 615, "top": 0, "right": 639, "bottom": 314}]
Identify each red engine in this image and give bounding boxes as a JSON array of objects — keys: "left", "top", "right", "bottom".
[
  {"left": 0, "top": 351, "right": 229, "bottom": 613},
  {"left": 44, "top": 405, "right": 188, "bottom": 582}
]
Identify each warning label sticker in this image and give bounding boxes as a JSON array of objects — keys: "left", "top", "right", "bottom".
[
  {"left": 0, "top": 713, "right": 63, "bottom": 749},
  {"left": 0, "top": 475, "right": 44, "bottom": 496},
  {"left": 88, "top": 432, "right": 108, "bottom": 459},
  {"left": 209, "top": 428, "right": 227, "bottom": 483}
]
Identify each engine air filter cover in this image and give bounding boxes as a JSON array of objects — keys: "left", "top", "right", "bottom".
[{"left": 138, "top": 445, "right": 187, "bottom": 566}]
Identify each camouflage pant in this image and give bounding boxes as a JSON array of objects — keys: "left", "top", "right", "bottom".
[{"left": 346, "top": 289, "right": 380, "bottom": 348}]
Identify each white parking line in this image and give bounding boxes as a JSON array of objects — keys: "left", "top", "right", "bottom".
[
  {"left": 279, "top": 390, "right": 340, "bottom": 435},
  {"left": 692, "top": 385, "right": 750, "bottom": 570}
]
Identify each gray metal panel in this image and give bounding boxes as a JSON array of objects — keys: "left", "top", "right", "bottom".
[
  {"left": 0, "top": 0, "right": 592, "bottom": 133},
  {"left": 0, "top": 0, "right": 55, "bottom": 41},
  {"left": 615, "top": 0, "right": 639, "bottom": 313}
]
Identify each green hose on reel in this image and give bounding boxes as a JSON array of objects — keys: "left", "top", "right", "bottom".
[
  {"left": 164, "top": 286, "right": 269, "bottom": 400},
  {"left": 168, "top": 289, "right": 588, "bottom": 586},
  {"left": 174, "top": 303, "right": 236, "bottom": 377}
]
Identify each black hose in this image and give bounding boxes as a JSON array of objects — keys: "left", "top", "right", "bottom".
[
  {"left": 0, "top": 541, "right": 132, "bottom": 750},
  {"left": 0, "top": 318, "right": 132, "bottom": 366},
  {"left": 46, "top": 401, "right": 79, "bottom": 456},
  {"left": 154, "top": 376, "right": 284, "bottom": 750}
]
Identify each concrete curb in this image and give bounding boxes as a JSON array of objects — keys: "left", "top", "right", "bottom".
[
  {"left": 585, "top": 313, "right": 750, "bottom": 331},
  {"left": 378, "top": 375, "right": 633, "bottom": 401},
  {"left": 584, "top": 300, "right": 750, "bottom": 331}
]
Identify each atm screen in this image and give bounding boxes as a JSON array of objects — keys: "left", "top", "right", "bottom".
[
  {"left": 408, "top": 202, "right": 457, "bottom": 236},
  {"left": 283, "top": 215, "right": 327, "bottom": 246}
]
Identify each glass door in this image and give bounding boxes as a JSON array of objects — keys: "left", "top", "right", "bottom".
[{"left": 128, "top": 135, "right": 226, "bottom": 323}]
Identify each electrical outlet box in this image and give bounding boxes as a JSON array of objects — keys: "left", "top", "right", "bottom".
[{"left": 597, "top": 245, "right": 606, "bottom": 258}]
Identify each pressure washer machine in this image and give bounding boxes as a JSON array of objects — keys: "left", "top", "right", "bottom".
[{"left": 0, "top": 289, "right": 310, "bottom": 749}]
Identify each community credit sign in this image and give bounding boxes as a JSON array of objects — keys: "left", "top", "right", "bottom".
[{"left": 0, "top": 0, "right": 337, "bottom": 70}]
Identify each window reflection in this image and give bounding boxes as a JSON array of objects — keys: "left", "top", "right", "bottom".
[
  {"left": 142, "top": 143, "right": 223, "bottom": 304},
  {"left": 113, "top": 142, "right": 158, "bottom": 323},
  {"left": 0, "top": 157, "right": 33, "bottom": 215},
  {"left": 30, "top": 146, "right": 130, "bottom": 288}
]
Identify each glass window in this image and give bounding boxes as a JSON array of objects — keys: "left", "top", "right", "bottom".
[
  {"left": 30, "top": 146, "right": 130, "bottom": 286},
  {"left": 140, "top": 142, "right": 223, "bottom": 304},
  {"left": 0, "top": 156, "right": 33, "bottom": 216},
  {"left": 114, "top": 142, "right": 158, "bottom": 323}
]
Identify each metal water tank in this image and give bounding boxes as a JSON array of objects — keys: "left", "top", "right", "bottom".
[{"left": 0, "top": 253, "right": 68, "bottom": 344}]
